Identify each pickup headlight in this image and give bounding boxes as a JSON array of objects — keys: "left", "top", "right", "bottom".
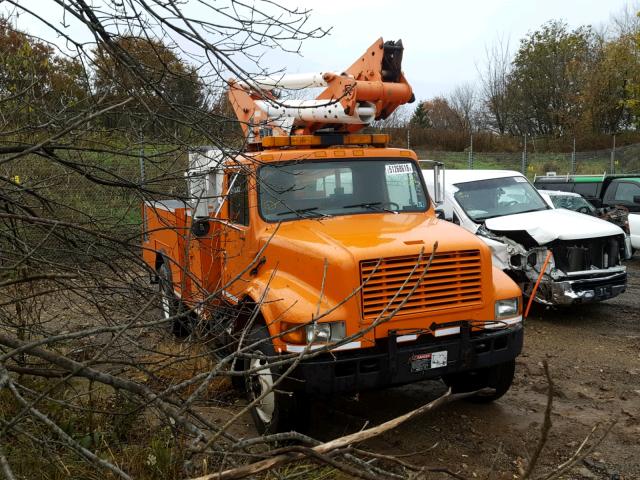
[
  {"left": 495, "top": 298, "right": 519, "bottom": 320},
  {"left": 305, "top": 321, "right": 345, "bottom": 344}
]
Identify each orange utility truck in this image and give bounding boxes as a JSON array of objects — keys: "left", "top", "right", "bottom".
[{"left": 142, "top": 38, "right": 523, "bottom": 433}]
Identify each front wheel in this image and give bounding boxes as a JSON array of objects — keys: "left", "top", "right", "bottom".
[
  {"left": 243, "top": 326, "right": 309, "bottom": 433},
  {"left": 442, "top": 359, "right": 516, "bottom": 403}
]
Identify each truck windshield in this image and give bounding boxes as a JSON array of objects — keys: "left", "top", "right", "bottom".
[
  {"left": 258, "top": 159, "right": 429, "bottom": 221},
  {"left": 454, "top": 176, "right": 549, "bottom": 222}
]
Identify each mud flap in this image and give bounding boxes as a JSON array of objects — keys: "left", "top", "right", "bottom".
[{"left": 457, "top": 323, "right": 476, "bottom": 370}]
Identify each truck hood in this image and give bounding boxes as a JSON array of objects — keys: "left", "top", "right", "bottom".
[
  {"left": 484, "top": 208, "right": 624, "bottom": 245},
  {"left": 270, "top": 212, "right": 483, "bottom": 260},
  {"left": 255, "top": 213, "right": 500, "bottom": 340}
]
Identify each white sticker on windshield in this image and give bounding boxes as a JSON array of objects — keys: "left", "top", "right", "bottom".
[
  {"left": 386, "top": 163, "right": 413, "bottom": 175},
  {"left": 514, "top": 177, "right": 527, "bottom": 182}
]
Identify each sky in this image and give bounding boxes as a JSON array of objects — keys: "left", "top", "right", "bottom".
[
  {"left": 269, "top": 0, "right": 635, "bottom": 101},
  {"left": 4, "top": 0, "right": 636, "bottom": 102}
]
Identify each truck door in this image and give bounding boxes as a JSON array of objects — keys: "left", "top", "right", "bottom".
[
  {"left": 188, "top": 219, "right": 224, "bottom": 304},
  {"left": 222, "top": 170, "right": 251, "bottom": 301}
]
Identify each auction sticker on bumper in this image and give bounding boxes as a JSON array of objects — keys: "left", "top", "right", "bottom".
[{"left": 410, "top": 350, "right": 448, "bottom": 372}]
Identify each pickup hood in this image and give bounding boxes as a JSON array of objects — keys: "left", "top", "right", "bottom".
[{"left": 484, "top": 208, "right": 624, "bottom": 245}]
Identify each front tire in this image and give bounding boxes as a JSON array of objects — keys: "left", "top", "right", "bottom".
[
  {"left": 442, "top": 359, "right": 516, "bottom": 403},
  {"left": 157, "top": 261, "right": 191, "bottom": 338},
  {"left": 243, "top": 326, "right": 309, "bottom": 434}
]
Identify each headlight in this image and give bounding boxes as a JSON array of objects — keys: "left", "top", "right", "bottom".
[
  {"left": 495, "top": 298, "right": 519, "bottom": 319},
  {"left": 305, "top": 321, "right": 345, "bottom": 344}
]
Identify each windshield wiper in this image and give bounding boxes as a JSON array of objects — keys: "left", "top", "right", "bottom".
[
  {"left": 276, "top": 207, "right": 330, "bottom": 218},
  {"left": 342, "top": 202, "right": 397, "bottom": 214}
]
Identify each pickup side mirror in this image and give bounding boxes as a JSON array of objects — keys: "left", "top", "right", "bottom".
[{"left": 633, "top": 195, "right": 640, "bottom": 205}]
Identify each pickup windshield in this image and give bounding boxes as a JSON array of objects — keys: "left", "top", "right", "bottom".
[
  {"left": 454, "top": 176, "right": 549, "bottom": 222},
  {"left": 259, "top": 159, "right": 429, "bottom": 221}
]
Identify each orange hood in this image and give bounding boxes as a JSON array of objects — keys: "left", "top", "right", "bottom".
[
  {"left": 255, "top": 213, "right": 494, "bottom": 334},
  {"left": 267, "top": 213, "right": 489, "bottom": 260}
]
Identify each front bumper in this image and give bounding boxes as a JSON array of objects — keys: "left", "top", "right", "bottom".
[
  {"left": 538, "top": 271, "right": 627, "bottom": 305},
  {"left": 286, "top": 324, "right": 523, "bottom": 395}
]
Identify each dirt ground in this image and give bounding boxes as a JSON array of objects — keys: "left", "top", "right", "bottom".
[{"left": 285, "top": 256, "right": 640, "bottom": 479}]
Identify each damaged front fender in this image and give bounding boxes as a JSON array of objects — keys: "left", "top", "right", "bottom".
[{"left": 476, "top": 225, "right": 549, "bottom": 273}]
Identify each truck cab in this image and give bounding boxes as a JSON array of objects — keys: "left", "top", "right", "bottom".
[{"left": 141, "top": 39, "right": 524, "bottom": 433}]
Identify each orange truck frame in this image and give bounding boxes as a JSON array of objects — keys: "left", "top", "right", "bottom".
[{"left": 142, "top": 38, "right": 523, "bottom": 433}]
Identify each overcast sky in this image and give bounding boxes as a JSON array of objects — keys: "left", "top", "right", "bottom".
[
  {"left": 5, "top": 0, "right": 636, "bottom": 102},
  {"left": 270, "top": 0, "right": 635, "bottom": 101}
]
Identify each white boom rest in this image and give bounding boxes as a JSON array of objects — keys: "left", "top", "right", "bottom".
[{"left": 255, "top": 99, "right": 376, "bottom": 125}]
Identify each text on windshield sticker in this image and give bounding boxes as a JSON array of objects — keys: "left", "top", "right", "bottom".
[{"left": 385, "top": 163, "right": 413, "bottom": 175}]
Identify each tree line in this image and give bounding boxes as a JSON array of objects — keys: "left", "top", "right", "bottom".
[
  {"left": 4, "top": 9, "right": 640, "bottom": 152},
  {"left": 404, "top": 9, "right": 640, "bottom": 151},
  {"left": 0, "top": 16, "right": 238, "bottom": 142}
]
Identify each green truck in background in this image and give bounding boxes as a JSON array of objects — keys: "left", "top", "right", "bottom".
[{"left": 533, "top": 174, "right": 640, "bottom": 252}]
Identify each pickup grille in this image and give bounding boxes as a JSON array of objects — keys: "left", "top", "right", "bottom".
[{"left": 360, "top": 250, "right": 483, "bottom": 320}]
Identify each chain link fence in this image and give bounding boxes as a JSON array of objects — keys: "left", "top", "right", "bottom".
[
  {"left": 413, "top": 142, "right": 640, "bottom": 178},
  {"left": 1, "top": 146, "right": 189, "bottom": 264},
  {"left": 4, "top": 139, "right": 639, "bottom": 263}
]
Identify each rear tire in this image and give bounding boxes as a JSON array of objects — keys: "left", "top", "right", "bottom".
[
  {"left": 243, "top": 326, "right": 310, "bottom": 434},
  {"left": 442, "top": 359, "right": 515, "bottom": 403},
  {"left": 157, "top": 261, "right": 191, "bottom": 338}
]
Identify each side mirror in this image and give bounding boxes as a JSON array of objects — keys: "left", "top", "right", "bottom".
[
  {"left": 633, "top": 195, "right": 640, "bottom": 205},
  {"left": 191, "top": 218, "right": 211, "bottom": 237},
  {"left": 432, "top": 162, "right": 445, "bottom": 205},
  {"left": 435, "top": 207, "right": 445, "bottom": 220}
]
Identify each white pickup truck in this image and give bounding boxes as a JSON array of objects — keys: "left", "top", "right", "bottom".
[{"left": 423, "top": 169, "right": 629, "bottom": 306}]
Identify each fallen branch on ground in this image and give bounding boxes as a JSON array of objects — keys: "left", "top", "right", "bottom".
[{"left": 189, "top": 387, "right": 488, "bottom": 480}]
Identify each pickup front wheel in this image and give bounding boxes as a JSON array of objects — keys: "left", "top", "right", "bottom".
[
  {"left": 442, "top": 359, "right": 515, "bottom": 403},
  {"left": 244, "top": 326, "right": 309, "bottom": 434}
]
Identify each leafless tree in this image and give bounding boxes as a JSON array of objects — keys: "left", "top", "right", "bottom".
[
  {"left": 478, "top": 35, "right": 512, "bottom": 134},
  {"left": 609, "top": 0, "right": 640, "bottom": 37},
  {"left": 447, "top": 83, "right": 477, "bottom": 132},
  {"left": 371, "top": 104, "right": 411, "bottom": 129}
]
